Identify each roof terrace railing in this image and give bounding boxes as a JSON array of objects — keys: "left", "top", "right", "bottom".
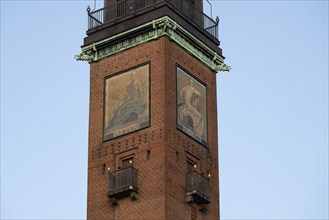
[{"left": 87, "top": 0, "right": 218, "bottom": 39}]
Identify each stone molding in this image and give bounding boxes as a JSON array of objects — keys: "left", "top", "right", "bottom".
[{"left": 76, "top": 16, "right": 230, "bottom": 72}]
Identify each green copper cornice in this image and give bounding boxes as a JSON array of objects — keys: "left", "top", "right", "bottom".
[{"left": 75, "top": 16, "right": 230, "bottom": 72}]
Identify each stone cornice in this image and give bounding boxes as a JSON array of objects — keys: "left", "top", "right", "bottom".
[{"left": 75, "top": 16, "right": 231, "bottom": 72}]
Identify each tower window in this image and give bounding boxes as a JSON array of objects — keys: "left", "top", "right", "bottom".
[
  {"left": 122, "top": 157, "right": 134, "bottom": 168},
  {"left": 187, "top": 160, "right": 196, "bottom": 173}
]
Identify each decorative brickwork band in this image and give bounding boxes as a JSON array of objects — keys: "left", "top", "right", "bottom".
[{"left": 76, "top": 16, "right": 230, "bottom": 72}]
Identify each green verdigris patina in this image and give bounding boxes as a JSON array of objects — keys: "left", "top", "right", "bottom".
[
  {"left": 75, "top": 44, "right": 97, "bottom": 62},
  {"left": 75, "top": 16, "right": 231, "bottom": 72}
]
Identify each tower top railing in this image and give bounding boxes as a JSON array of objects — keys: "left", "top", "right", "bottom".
[{"left": 87, "top": 0, "right": 218, "bottom": 39}]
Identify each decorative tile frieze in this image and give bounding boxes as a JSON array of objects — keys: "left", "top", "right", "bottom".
[
  {"left": 90, "top": 127, "right": 165, "bottom": 161},
  {"left": 167, "top": 127, "right": 207, "bottom": 161}
]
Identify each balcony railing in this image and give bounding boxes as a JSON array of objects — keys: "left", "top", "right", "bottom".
[
  {"left": 87, "top": 0, "right": 218, "bottom": 39},
  {"left": 108, "top": 167, "right": 138, "bottom": 200},
  {"left": 186, "top": 171, "right": 210, "bottom": 204}
]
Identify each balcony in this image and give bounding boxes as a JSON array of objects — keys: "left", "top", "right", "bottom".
[
  {"left": 87, "top": 0, "right": 218, "bottom": 39},
  {"left": 107, "top": 167, "right": 138, "bottom": 204},
  {"left": 185, "top": 171, "right": 210, "bottom": 204}
]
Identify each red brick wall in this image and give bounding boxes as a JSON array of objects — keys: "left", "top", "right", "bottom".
[{"left": 87, "top": 36, "right": 219, "bottom": 220}]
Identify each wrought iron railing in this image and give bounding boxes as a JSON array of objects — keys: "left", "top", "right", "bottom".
[
  {"left": 186, "top": 171, "right": 210, "bottom": 203},
  {"left": 166, "top": 0, "right": 218, "bottom": 39},
  {"left": 87, "top": 0, "right": 218, "bottom": 39},
  {"left": 108, "top": 167, "right": 138, "bottom": 198}
]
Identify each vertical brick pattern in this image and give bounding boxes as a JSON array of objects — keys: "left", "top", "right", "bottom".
[
  {"left": 164, "top": 37, "right": 219, "bottom": 220},
  {"left": 87, "top": 36, "right": 219, "bottom": 219}
]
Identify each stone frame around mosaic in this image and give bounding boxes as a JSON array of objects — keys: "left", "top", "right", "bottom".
[
  {"left": 176, "top": 65, "right": 208, "bottom": 147},
  {"left": 103, "top": 62, "right": 151, "bottom": 142}
]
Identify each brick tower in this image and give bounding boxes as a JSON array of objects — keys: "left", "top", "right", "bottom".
[{"left": 76, "top": 0, "right": 230, "bottom": 219}]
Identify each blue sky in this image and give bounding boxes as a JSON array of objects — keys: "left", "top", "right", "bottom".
[{"left": 1, "top": 0, "right": 328, "bottom": 219}]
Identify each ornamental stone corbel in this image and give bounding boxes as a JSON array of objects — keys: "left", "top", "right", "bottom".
[
  {"left": 152, "top": 17, "right": 177, "bottom": 40},
  {"left": 153, "top": 18, "right": 165, "bottom": 38},
  {"left": 212, "top": 53, "right": 231, "bottom": 72},
  {"left": 217, "top": 63, "right": 231, "bottom": 71},
  {"left": 75, "top": 52, "right": 94, "bottom": 62},
  {"left": 75, "top": 43, "right": 97, "bottom": 62},
  {"left": 162, "top": 18, "right": 177, "bottom": 40},
  {"left": 167, "top": 20, "right": 177, "bottom": 40}
]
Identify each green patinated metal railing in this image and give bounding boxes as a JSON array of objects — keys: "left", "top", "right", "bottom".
[{"left": 87, "top": 0, "right": 218, "bottom": 39}]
